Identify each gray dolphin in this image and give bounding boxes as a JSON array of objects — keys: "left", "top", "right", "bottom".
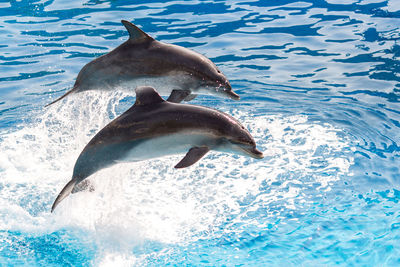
[
  {"left": 46, "top": 20, "right": 239, "bottom": 106},
  {"left": 51, "top": 86, "right": 261, "bottom": 212}
]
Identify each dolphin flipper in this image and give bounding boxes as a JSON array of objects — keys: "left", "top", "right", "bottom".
[
  {"left": 184, "top": 94, "right": 197, "bottom": 102},
  {"left": 167, "top": 89, "right": 192, "bottom": 103},
  {"left": 175, "top": 146, "right": 210, "bottom": 168},
  {"left": 51, "top": 179, "right": 77, "bottom": 212}
]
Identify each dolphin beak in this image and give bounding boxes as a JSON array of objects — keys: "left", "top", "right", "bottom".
[
  {"left": 241, "top": 146, "right": 264, "bottom": 159},
  {"left": 226, "top": 90, "right": 240, "bottom": 100}
]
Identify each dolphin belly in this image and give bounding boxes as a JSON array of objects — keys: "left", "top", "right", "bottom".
[
  {"left": 78, "top": 73, "right": 196, "bottom": 96},
  {"left": 117, "top": 74, "right": 196, "bottom": 96},
  {"left": 120, "top": 133, "right": 217, "bottom": 162}
]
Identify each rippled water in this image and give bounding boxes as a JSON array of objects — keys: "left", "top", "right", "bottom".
[{"left": 1, "top": 0, "right": 400, "bottom": 265}]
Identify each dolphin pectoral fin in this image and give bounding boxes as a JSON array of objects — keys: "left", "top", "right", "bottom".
[
  {"left": 184, "top": 94, "right": 197, "bottom": 102},
  {"left": 51, "top": 179, "right": 77, "bottom": 212},
  {"left": 174, "top": 146, "right": 210, "bottom": 168},
  {"left": 167, "top": 89, "right": 191, "bottom": 103},
  {"left": 71, "top": 179, "right": 95, "bottom": 194}
]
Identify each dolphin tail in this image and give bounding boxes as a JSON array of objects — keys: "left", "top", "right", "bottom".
[
  {"left": 71, "top": 179, "right": 95, "bottom": 194},
  {"left": 45, "top": 86, "right": 78, "bottom": 107},
  {"left": 51, "top": 178, "right": 77, "bottom": 212}
]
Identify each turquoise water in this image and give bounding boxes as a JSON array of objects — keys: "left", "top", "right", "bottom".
[{"left": 1, "top": 0, "right": 400, "bottom": 265}]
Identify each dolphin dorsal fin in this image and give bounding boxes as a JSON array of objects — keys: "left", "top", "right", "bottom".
[
  {"left": 135, "top": 86, "right": 165, "bottom": 106},
  {"left": 121, "top": 20, "right": 154, "bottom": 43}
]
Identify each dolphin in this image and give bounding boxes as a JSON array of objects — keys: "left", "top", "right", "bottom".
[
  {"left": 46, "top": 20, "right": 239, "bottom": 106},
  {"left": 51, "top": 86, "right": 262, "bottom": 212}
]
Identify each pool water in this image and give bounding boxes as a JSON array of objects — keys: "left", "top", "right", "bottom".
[{"left": 1, "top": 0, "right": 400, "bottom": 265}]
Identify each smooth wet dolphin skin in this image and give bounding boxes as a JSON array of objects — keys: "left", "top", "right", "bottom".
[
  {"left": 46, "top": 20, "right": 239, "bottom": 106},
  {"left": 51, "top": 86, "right": 261, "bottom": 212}
]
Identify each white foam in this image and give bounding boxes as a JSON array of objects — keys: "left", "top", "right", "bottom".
[
  {"left": 383, "top": 0, "right": 400, "bottom": 12},
  {"left": 0, "top": 92, "right": 353, "bottom": 264}
]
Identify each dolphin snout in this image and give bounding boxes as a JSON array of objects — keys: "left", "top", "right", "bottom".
[
  {"left": 225, "top": 90, "right": 240, "bottom": 100},
  {"left": 223, "top": 82, "right": 240, "bottom": 100},
  {"left": 249, "top": 147, "right": 264, "bottom": 159},
  {"left": 241, "top": 146, "right": 264, "bottom": 159}
]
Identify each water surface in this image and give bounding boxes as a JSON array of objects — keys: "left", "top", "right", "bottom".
[{"left": 1, "top": 0, "right": 400, "bottom": 265}]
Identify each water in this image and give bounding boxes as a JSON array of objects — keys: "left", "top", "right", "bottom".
[{"left": 1, "top": 0, "right": 400, "bottom": 265}]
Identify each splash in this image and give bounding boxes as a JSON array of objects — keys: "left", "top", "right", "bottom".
[{"left": 0, "top": 92, "right": 353, "bottom": 264}]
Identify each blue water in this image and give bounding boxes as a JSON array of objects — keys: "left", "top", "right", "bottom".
[{"left": 1, "top": 0, "right": 400, "bottom": 265}]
